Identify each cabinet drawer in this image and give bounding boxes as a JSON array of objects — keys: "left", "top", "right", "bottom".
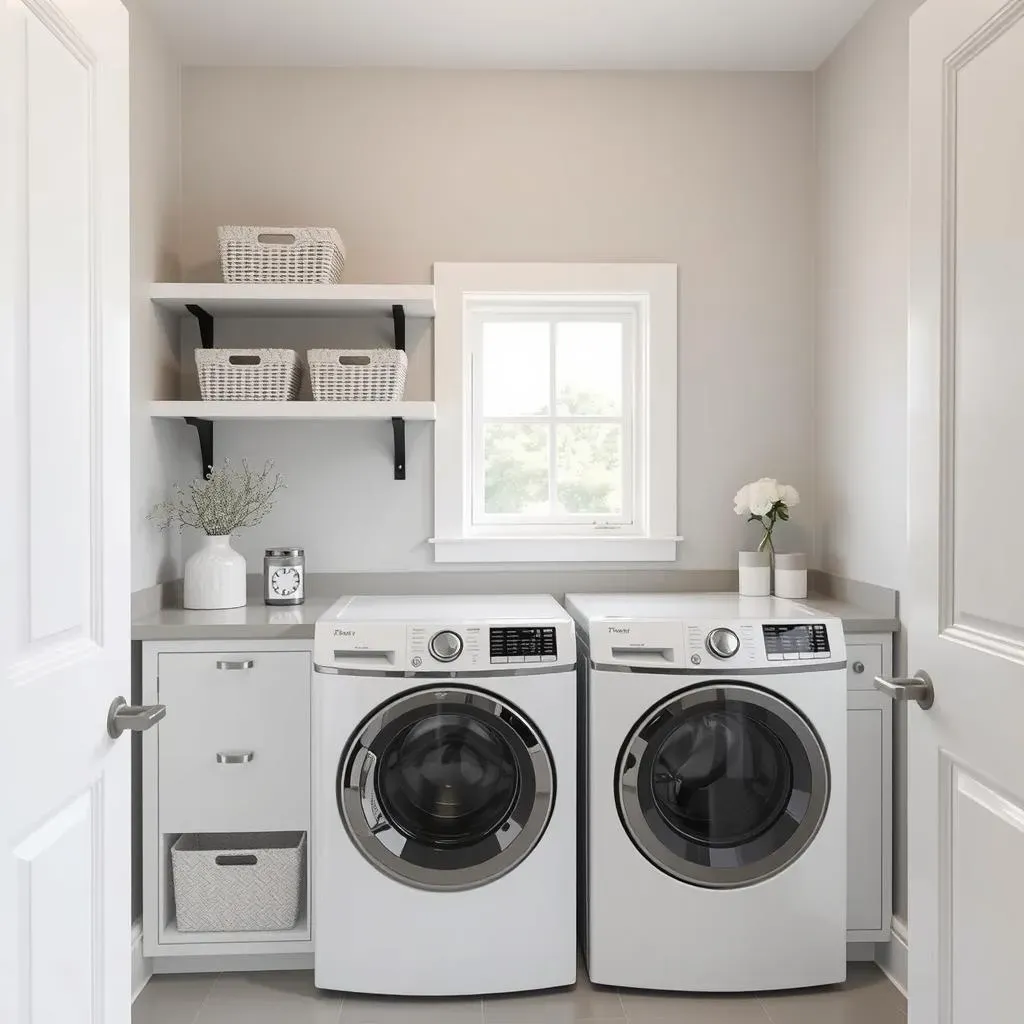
[
  {"left": 157, "top": 652, "right": 310, "bottom": 833},
  {"left": 846, "top": 643, "right": 883, "bottom": 690}
]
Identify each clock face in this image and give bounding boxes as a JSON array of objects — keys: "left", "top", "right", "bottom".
[{"left": 270, "top": 566, "right": 301, "bottom": 597}]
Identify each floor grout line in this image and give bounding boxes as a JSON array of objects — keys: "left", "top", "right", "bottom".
[{"left": 184, "top": 970, "right": 220, "bottom": 1024}]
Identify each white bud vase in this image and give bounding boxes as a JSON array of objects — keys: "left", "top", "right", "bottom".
[{"left": 183, "top": 535, "right": 246, "bottom": 610}]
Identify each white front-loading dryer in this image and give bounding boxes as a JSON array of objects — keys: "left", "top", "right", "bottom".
[
  {"left": 312, "top": 595, "right": 577, "bottom": 996},
  {"left": 567, "top": 593, "right": 848, "bottom": 993}
]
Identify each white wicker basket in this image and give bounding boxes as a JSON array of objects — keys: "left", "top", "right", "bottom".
[
  {"left": 217, "top": 226, "right": 346, "bottom": 284},
  {"left": 308, "top": 348, "right": 408, "bottom": 402},
  {"left": 195, "top": 348, "right": 301, "bottom": 401},
  {"left": 171, "top": 832, "right": 306, "bottom": 933}
]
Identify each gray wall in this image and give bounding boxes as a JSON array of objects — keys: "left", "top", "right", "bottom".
[
  {"left": 127, "top": 0, "right": 188, "bottom": 922},
  {"left": 814, "top": 0, "right": 925, "bottom": 926},
  {"left": 129, "top": 0, "right": 187, "bottom": 592},
  {"left": 175, "top": 69, "right": 818, "bottom": 573}
]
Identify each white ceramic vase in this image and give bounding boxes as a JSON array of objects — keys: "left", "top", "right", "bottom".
[
  {"left": 183, "top": 535, "right": 247, "bottom": 610},
  {"left": 774, "top": 552, "right": 808, "bottom": 599},
  {"left": 738, "top": 550, "right": 772, "bottom": 597}
]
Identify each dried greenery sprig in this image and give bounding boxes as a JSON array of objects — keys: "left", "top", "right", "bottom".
[{"left": 149, "top": 459, "right": 285, "bottom": 536}]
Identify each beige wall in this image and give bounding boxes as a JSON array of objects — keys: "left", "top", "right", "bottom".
[
  {"left": 814, "top": 0, "right": 925, "bottom": 926},
  {"left": 176, "top": 69, "right": 817, "bottom": 572},
  {"left": 126, "top": 0, "right": 187, "bottom": 923},
  {"left": 129, "top": 0, "right": 187, "bottom": 592}
]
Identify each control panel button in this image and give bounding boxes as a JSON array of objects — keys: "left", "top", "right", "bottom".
[
  {"left": 429, "top": 630, "right": 464, "bottom": 663},
  {"left": 706, "top": 627, "right": 741, "bottom": 659}
]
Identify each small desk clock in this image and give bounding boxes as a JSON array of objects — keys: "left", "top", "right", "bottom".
[{"left": 264, "top": 548, "right": 305, "bottom": 606}]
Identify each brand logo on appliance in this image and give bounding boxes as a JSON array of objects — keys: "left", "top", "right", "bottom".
[
  {"left": 609, "top": 627, "right": 631, "bottom": 635},
  {"left": 333, "top": 629, "right": 356, "bottom": 637}
]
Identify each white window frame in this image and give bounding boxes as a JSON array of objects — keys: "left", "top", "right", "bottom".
[{"left": 433, "top": 263, "right": 678, "bottom": 563}]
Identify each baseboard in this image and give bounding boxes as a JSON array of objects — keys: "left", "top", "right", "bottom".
[
  {"left": 152, "top": 952, "right": 313, "bottom": 974},
  {"left": 131, "top": 919, "right": 152, "bottom": 1002},
  {"left": 875, "top": 915, "right": 908, "bottom": 996},
  {"left": 846, "top": 942, "right": 876, "bottom": 962}
]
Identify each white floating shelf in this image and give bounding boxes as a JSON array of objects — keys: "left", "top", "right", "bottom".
[
  {"left": 149, "top": 400, "right": 437, "bottom": 422},
  {"left": 149, "top": 282, "right": 435, "bottom": 318}
]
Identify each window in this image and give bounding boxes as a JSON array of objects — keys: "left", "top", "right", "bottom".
[{"left": 434, "top": 264, "right": 678, "bottom": 563}]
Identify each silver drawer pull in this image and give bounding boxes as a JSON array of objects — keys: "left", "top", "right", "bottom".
[
  {"left": 216, "top": 660, "right": 254, "bottom": 671},
  {"left": 216, "top": 751, "right": 255, "bottom": 764},
  {"left": 852, "top": 661, "right": 865, "bottom": 674}
]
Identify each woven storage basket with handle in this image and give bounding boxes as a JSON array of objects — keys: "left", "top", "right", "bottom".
[
  {"left": 308, "top": 348, "right": 408, "bottom": 402},
  {"left": 195, "top": 348, "right": 301, "bottom": 401},
  {"left": 171, "top": 832, "right": 306, "bottom": 933},
  {"left": 218, "top": 226, "right": 346, "bottom": 284}
]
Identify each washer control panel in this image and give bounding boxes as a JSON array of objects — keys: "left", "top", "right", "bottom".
[
  {"left": 762, "top": 623, "right": 832, "bottom": 661},
  {"left": 490, "top": 626, "right": 558, "bottom": 664},
  {"left": 587, "top": 616, "right": 844, "bottom": 670}
]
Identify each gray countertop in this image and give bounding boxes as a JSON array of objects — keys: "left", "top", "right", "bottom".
[
  {"left": 132, "top": 598, "right": 336, "bottom": 641},
  {"left": 799, "top": 595, "right": 898, "bottom": 635},
  {"left": 132, "top": 593, "right": 897, "bottom": 641}
]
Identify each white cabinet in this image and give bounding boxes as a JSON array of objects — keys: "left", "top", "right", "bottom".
[
  {"left": 158, "top": 651, "right": 310, "bottom": 833},
  {"left": 141, "top": 640, "right": 314, "bottom": 967},
  {"left": 846, "top": 635, "right": 894, "bottom": 945}
]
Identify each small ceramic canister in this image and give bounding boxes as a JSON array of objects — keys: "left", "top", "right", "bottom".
[
  {"left": 738, "top": 550, "right": 772, "bottom": 597},
  {"left": 774, "top": 552, "right": 808, "bottom": 599}
]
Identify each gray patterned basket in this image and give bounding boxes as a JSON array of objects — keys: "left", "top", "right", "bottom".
[
  {"left": 195, "top": 348, "right": 301, "bottom": 401},
  {"left": 308, "top": 348, "right": 408, "bottom": 402},
  {"left": 171, "top": 832, "right": 306, "bottom": 933},
  {"left": 218, "top": 226, "right": 346, "bottom": 284}
]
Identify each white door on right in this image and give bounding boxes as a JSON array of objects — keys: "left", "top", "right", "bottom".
[{"left": 906, "top": 0, "right": 1024, "bottom": 1021}]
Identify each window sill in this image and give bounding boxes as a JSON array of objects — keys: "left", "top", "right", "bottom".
[{"left": 429, "top": 536, "right": 682, "bottom": 564}]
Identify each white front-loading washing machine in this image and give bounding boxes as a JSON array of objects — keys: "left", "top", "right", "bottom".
[
  {"left": 566, "top": 593, "right": 847, "bottom": 993},
  {"left": 312, "top": 594, "right": 577, "bottom": 996}
]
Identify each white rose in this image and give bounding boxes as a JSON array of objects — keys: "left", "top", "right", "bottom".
[
  {"left": 747, "top": 477, "right": 780, "bottom": 517},
  {"left": 779, "top": 484, "right": 800, "bottom": 507},
  {"left": 733, "top": 484, "right": 752, "bottom": 516}
]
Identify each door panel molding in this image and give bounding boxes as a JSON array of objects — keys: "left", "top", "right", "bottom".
[
  {"left": 19, "top": 0, "right": 97, "bottom": 67},
  {"left": 940, "top": 750, "right": 1024, "bottom": 1021},
  {"left": 938, "top": 0, "right": 1024, "bottom": 641}
]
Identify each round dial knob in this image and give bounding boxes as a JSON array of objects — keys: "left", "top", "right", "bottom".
[
  {"left": 429, "top": 629, "right": 463, "bottom": 663},
  {"left": 706, "top": 627, "right": 740, "bottom": 659}
]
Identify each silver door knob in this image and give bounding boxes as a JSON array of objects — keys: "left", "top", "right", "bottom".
[
  {"left": 873, "top": 670, "right": 934, "bottom": 710},
  {"left": 107, "top": 697, "right": 167, "bottom": 739}
]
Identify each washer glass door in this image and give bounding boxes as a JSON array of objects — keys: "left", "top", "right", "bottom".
[
  {"left": 339, "top": 687, "right": 554, "bottom": 891},
  {"left": 617, "top": 684, "right": 829, "bottom": 888}
]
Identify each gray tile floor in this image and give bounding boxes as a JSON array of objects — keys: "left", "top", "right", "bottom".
[{"left": 133, "top": 962, "right": 907, "bottom": 1024}]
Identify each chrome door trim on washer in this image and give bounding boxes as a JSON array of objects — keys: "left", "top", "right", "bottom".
[
  {"left": 315, "top": 663, "right": 569, "bottom": 678},
  {"left": 591, "top": 660, "right": 846, "bottom": 676},
  {"left": 339, "top": 686, "right": 555, "bottom": 892},
  {"left": 617, "top": 683, "right": 830, "bottom": 889}
]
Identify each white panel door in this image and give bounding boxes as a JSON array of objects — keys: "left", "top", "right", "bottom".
[
  {"left": 907, "top": 0, "right": 1024, "bottom": 1020},
  {"left": 0, "top": 0, "right": 131, "bottom": 1022}
]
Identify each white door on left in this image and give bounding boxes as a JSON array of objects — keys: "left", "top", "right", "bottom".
[{"left": 0, "top": 1, "right": 133, "bottom": 1022}]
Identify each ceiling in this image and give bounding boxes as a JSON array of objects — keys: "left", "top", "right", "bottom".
[{"left": 139, "top": 0, "right": 876, "bottom": 71}]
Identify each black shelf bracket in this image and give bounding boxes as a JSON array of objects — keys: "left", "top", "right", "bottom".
[
  {"left": 186, "top": 303, "right": 215, "bottom": 349},
  {"left": 184, "top": 417, "right": 214, "bottom": 478},
  {"left": 391, "top": 304, "right": 406, "bottom": 351},
  {"left": 391, "top": 417, "right": 406, "bottom": 480}
]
